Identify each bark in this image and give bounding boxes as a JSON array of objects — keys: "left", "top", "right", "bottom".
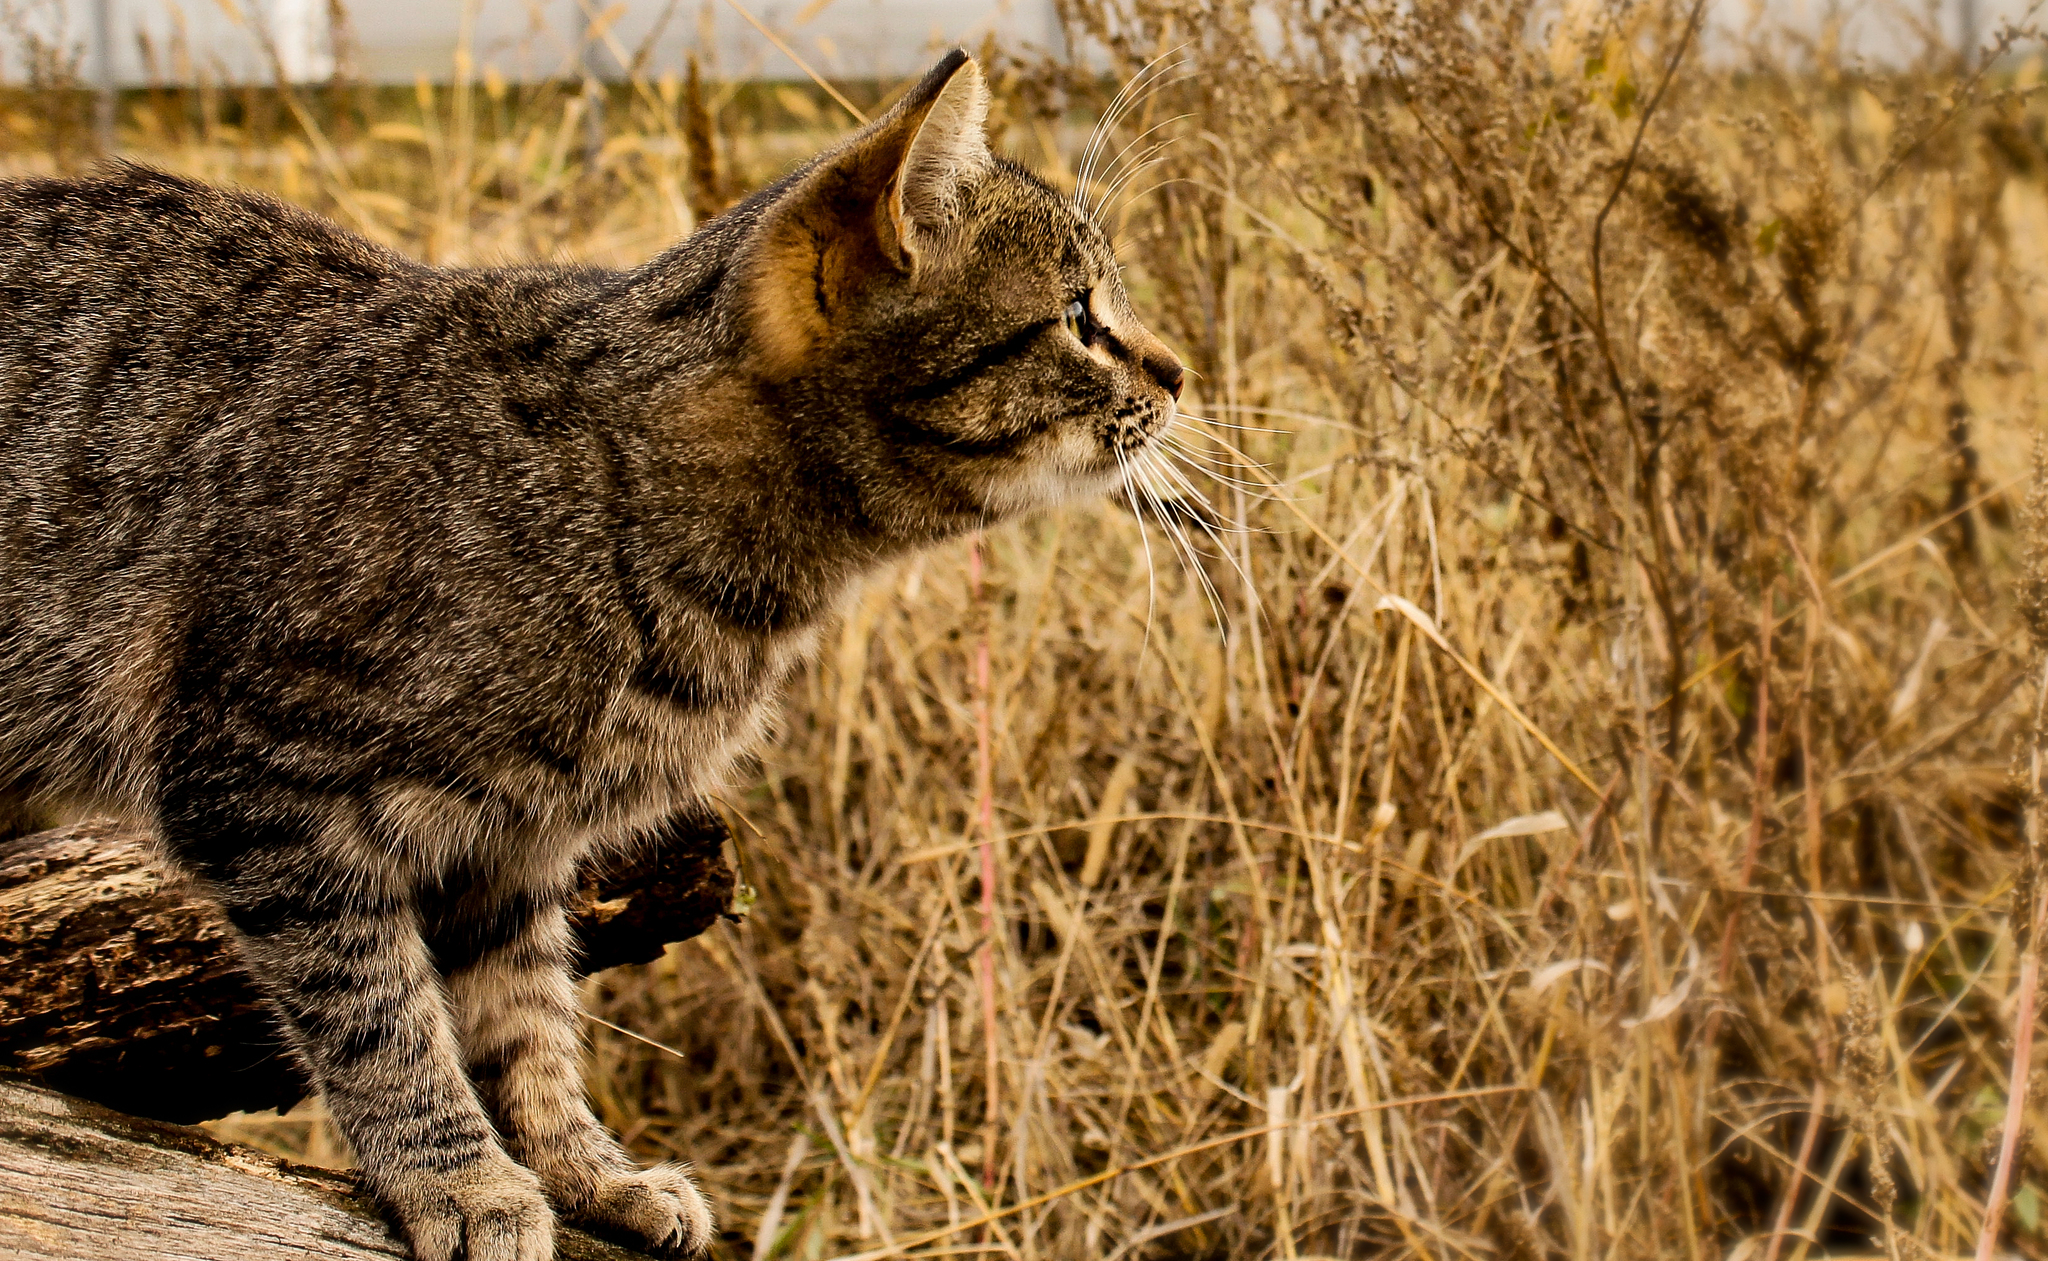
[
  {"left": 0, "top": 814, "right": 734, "bottom": 1125},
  {"left": 0, "top": 1078, "right": 660, "bottom": 1260}
]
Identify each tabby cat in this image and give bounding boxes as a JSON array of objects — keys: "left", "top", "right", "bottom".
[{"left": 0, "top": 49, "right": 1182, "bottom": 1261}]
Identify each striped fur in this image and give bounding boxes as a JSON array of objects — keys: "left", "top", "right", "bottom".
[{"left": 0, "top": 50, "right": 1180, "bottom": 1260}]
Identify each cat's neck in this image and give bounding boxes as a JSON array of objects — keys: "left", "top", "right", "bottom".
[
  {"left": 511, "top": 219, "right": 949, "bottom": 639},
  {"left": 616, "top": 382, "right": 887, "bottom": 636},
  {"left": 591, "top": 263, "right": 886, "bottom": 635}
]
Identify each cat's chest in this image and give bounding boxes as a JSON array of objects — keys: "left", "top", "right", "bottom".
[
  {"left": 561, "top": 622, "right": 827, "bottom": 842},
  {"left": 369, "top": 616, "right": 827, "bottom": 886}
]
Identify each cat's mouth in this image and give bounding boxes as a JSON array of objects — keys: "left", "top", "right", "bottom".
[
  {"left": 978, "top": 398, "right": 1175, "bottom": 518},
  {"left": 1098, "top": 398, "right": 1171, "bottom": 460}
]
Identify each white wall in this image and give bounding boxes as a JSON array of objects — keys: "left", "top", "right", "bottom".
[
  {"left": 0, "top": 0, "right": 2029, "bottom": 88},
  {"left": 1709, "top": 0, "right": 2036, "bottom": 65},
  {"left": 0, "top": 0, "right": 1061, "bottom": 86}
]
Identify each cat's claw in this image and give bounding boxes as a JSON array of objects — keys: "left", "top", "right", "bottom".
[
  {"left": 386, "top": 1155, "right": 555, "bottom": 1261},
  {"left": 573, "top": 1163, "right": 716, "bottom": 1258}
]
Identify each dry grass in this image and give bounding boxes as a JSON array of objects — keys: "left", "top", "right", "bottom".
[{"left": 12, "top": 1, "right": 2048, "bottom": 1257}]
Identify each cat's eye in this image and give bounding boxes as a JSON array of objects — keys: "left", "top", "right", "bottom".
[{"left": 1062, "top": 296, "right": 1096, "bottom": 346}]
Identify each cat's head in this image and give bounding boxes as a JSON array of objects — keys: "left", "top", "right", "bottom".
[{"left": 735, "top": 50, "right": 1185, "bottom": 538}]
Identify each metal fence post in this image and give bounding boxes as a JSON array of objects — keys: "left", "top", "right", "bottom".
[{"left": 92, "top": 0, "right": 115, "bottom": 150}]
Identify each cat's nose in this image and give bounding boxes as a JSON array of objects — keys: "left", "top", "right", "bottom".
[{"left": 1145, "top": 352, "right": 1184, "bottom": 400}]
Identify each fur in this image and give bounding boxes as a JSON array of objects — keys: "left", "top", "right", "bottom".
[{"left": 0, "top": 50, "right": 1182, "bottom": 1260}]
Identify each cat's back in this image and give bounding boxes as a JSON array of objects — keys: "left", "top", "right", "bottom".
[
  {"left": 0, "top": 167, "right": 541, "bottom": 814},
  {"left": 0, "top": 164, "right": 418, "bottom": 587},
  {"left": 0, "top": 165, "right": 411, "bottom": 480},
  {"left": 0, "top": 163, "right": 402, "bottom": 310},
  {"left": 4, "top": 165, "right": 401, "bottom": 404}
]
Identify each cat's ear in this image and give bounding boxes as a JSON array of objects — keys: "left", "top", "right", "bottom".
[
  {"left": 890, "top": 51, "right": 993, "bottom": 253},
  {"left": 744, "top": 50, "right": 992, "bottom": 377}
]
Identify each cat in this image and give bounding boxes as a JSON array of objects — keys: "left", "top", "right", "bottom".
[{"left": 0, "top": 48, "right": 1182, "bottom": 1261}]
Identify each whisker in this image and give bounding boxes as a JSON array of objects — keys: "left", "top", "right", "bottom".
[
  {"left": 1085, "top": 115, "right": 1190, "bottom": 215},
  {"left": 1155, "top": 441, "right": 1264, "bottom": 480},
  {"left": 1134, "top": 442, "right": 1239, "bottom": 537},
  {"left": 1072, "top": 51, "right": 1192, "bottom": 210},
  {"left": 1176, "top": 426, "right": 1294, "bottom": 502},
  {"left": 1134, "top": 449, "right": 1222, "bottom": 538},
  {"left": 1212, "top": 404, "right": 1351, "bottom": 428},
  {"left": 1151, "top": 472, "right": 1273, "bottom": 509},
  {"left": 1138, "top": 448, "right": 1245, "bottom": 634},
  {"left": 1074, "top": 64, "right": 1157, "bottom": 205},
  {"left": 1159, "top": 510, "right": 1229, "bottom": 642},
  {"left": 1173, "top": 412, "right": 1291, "bottom": 435},
  {"left": 1132, "top": 450, "right": 1229, "bottom": 638},
  {"left": 1077, "top": 66, "right": 1169, "bottom": 199},
  {"left": 1114, "top": 445, "right": 1159, "bottom": 653},
  {"left": 1089, "top": 111, "right": 1190, "bottom": 192},
  {"left": 1095, "top": 150, "right": 1180, "bottom": 223},
  {"left": 1164, "top": 421, "right": 1278, "bottom": 468},
  {"left": 1144, "top": 447, "right": 1283, "bottom": 539},
  {"left": 1153, "top": 460, "right": 1271, "bottom": 497},
  {"left": 1138, "top": 448, "right": 1262, "bottom": 629},
  {"left": 1077, "top": 59, "right": 1188, "bottom": 195},
  {"left": 1131, "top": 447, "right": 1208, "bottom": 521},
  {"left": 1138, "top": 438, "right": 1277, "bottom": 540},
  {"left": 1146, "top": 443, "right": 1256, "bottom": 507},
  {"left": 1210, "top": 495, "right": 1271, "bottom": 627},
  {"left": 1154, "top": 435, "right": 1275, "bottom": 491},
  {"left": 1104, "top": 176, "right": 1192, "bottom": 224},
  {"left": 1090, "top": 122, "right": 1192, "bottom": 216},
  {"left": 1158, "top": 425, "right": 1266, "bottom": 466}
]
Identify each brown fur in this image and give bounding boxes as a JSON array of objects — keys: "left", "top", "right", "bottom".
[{"left": 0, "top": 50, "right": 1180, "bottom": 1260}]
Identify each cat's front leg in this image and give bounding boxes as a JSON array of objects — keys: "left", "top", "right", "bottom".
[
  {"left": 437, "top": 883, "right": 715, "bottom": 1258},
  {"left": 166, "top": 804, "right": 554, "bottom": 1261}
]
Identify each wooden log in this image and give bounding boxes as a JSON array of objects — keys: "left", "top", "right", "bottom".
[
  {"left": 0, "top": 1078, "right": 662, "bottom": 1260},
  {"left": 0, "top": 814, "right": 734, "bottom": 1125}
]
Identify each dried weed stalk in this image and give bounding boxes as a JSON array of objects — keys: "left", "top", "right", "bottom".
[{"left": 13, "top": 1, "right": 2048, "bottom": 1256}]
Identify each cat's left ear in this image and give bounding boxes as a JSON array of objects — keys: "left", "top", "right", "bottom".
[
  {"left": 744, "top": 50, "right": 992, "bottom": 377},
  {"left": 889, "top": 51, "right": 993, "bottom": 261}
]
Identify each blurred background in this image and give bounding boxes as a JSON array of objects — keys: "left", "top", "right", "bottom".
[
  {"left": 2, "top": 0, "right": 1061, "bottom": 88},
  {"left": 8, "top": 1, "right": 2048, "bottom": 1259},
  {"left": 0, "top": 1, "right": 2034, "bottom": 90}
]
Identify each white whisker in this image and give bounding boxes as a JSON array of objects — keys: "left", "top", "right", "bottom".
[
  {"left": 1104, "top": 176, "right": 1191, "bottom": 223},
  {"left": 1145, "top": 443, "right": 1247, "bottom": 505},
  {"left": 1077, "top": 62, "right": 1185, "bottom": 197},
  {"left": 1086, "top": 117, "right": 1190, "bottom": 215},
  {"left": 1146, "top": 453, "right": 1281, "bottom": 541},
  {"left": 1154, "top": 437, "right": 1273, "bottom": 492},
  {"left": 1072, "top": 51, "right": 1192, "bottom": 210},
  {"left": 1174, "top": 412, "right": 1290, "bottom": 435},
  {"left": 1131, "top": 449, "right": 1228, "bottom": 639},
  {"left": 1138, "top": 448, "right": 1245, "bottom": 634},
  {"left": 1074, "top": 68, "right": 1153, "bottom": 204},
  {"left": 1158, "top": 427, "right": 1265, "bottom": 467},
  {"left": 1090, "top": 120, "right": 1189, "bottom": 207},
  {"left": 1164, "top": 422, "right": 1278, "bottom": 468},
  {"left": 1175, "top": 426, "right": 1291, "bottom": 501},
  {"left": 1114, "top": 445, "right": 1158, "bottom": 653},
  {"left": 1095, "top": 152, "right": 1179, "bottom": 223},
  {"left": 1156, "top": 462, "right": 1271, "bottom": 497},
  {"left": 1090, "top": 111, "right": 1189, "bottom": 190},
  {"left": 1142, "top": 435, "right": 1284, "bottom": 536},
  {"left": 1133, "top": 448, "right": 1218, "bottom": 541},
  {"left": 1208, "top": 403, "right": 1382, "bottom": 439}
]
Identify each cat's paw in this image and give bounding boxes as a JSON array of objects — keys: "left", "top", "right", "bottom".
[
  {"left": 571, "top": 1163, "right": 716, "bottom": 1258},
  {"left": 382, "top": 1154, "right": 555, "bottom": 1261}
]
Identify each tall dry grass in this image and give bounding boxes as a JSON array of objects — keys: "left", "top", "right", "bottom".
[{"left": 9, "top": 1, "right": 2048, "bottom": 1256}]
